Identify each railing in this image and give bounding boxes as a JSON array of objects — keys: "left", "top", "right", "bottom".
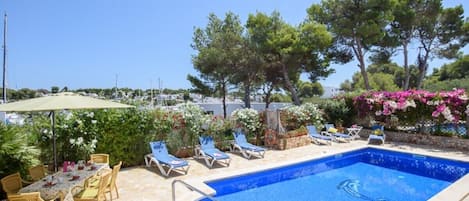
[{"left": 172, "top": 179, "right": 218, "bottom": 201}]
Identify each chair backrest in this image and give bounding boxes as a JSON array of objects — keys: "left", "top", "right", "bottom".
[
  {"left": 324, "top": 123, "right": 335, "bottom": 131},
  {"left": 7, "top": 192, "right": 44, "bottom": 201},
  {"left": 307, "top": 125, "right": 318, "bottom": 135},
  {"left": 98, "top": 172, "right": 112, "bottom": 200},
  {"left": 109, "top": 161, "right": 122, "bottom": 191},
  {"left": 233, "top": 131, "right": 248, "bottom": 144},
  {"left": 90, "top": 154, "right": 110, "bottom": 165},
  {"left": 371, "top": 125, "right": 384, "bottom": 132},
  {"left": 199, "top": 136, "right": 215, "bottom": 150},
  {"left": 1, "top": 172, "right": 22, "bottom": 195},
  {"left": 28, "top": 165, "right": 46, "bottom": 182},
  {"left": 150, "top": 141, "right": 169, "bottom": 159}
]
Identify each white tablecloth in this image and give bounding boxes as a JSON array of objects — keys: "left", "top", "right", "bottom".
[{"left": 19, "top": 164, "right": 107, "bottom": 201}]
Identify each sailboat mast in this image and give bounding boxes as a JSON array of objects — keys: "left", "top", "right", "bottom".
[{"left": 2, "top": 13, "right": 7, "bottom": 103}]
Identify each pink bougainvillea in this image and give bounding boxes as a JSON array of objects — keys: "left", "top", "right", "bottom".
[{"left": 354, "top": 89, "right": 469, "bottom": 123}]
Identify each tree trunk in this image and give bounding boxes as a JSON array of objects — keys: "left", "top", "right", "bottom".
[
  {"left": 416, "top": 48, "right": 430, "bottom": 90},
  {"left": 281, "top": 63, "right": 300, "bottom": 105},
  {"left": 221, "top": 82, "right": 227, "bottom": 118},
  {"left": 352, "top": 37, "right": 371, "bottom": 90},
  {"left": 403, "top": 43, "right": 410, "bottom": 90},
  {"left": 264, "top": 83, "right": 274, "bottom": 109},
  {"left": 244, "top": 82, "right": 251, "bottom": 108}
]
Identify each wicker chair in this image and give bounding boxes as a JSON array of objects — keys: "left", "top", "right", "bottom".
[
  {"left": 7, "top": 192, "right": 45, "bottom": 201},
  {"left": 28, "top": 165, "right": 47, "bottom": 182},
  {"left": 89, "top": 154, "right": 110, "bottom": 165},
  {"left": 105, "top": 161, "right": 122, "bottom": 200},
  {"left": 1, "top": 172, "right": 30, "bottom": 196},
  {"left": 72, "top": 172, "right": 112, "bottom": 201}
]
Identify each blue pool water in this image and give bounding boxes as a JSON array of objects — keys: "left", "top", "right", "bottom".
[{"left": 203, "top": 148, "right": 469, "bottom": 201}]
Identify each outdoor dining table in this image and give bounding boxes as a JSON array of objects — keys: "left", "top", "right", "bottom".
[{"left": 19, "top": 164, "right": 108, "bottom": 201}]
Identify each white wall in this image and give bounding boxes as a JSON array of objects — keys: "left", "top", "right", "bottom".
[{"left": 196, "top": 102, "right": 291, "bottom": 117}]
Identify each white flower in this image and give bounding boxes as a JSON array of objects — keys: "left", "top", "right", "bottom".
[
  {"left": 442, "top": 107, "right": 455, "bottom": 122},
  {"left": 91, "top": 120, "right": 97, "bottom": 124},
  {"left": 69, "top": 138, "right": 76, "bottom": 144},
  {"left": 65, "top": 113, "right": 73, "bottom": 120},
  {"left": 76, "top": 137, "right": 84, "bottom": 145},
  {"left": 375, "top": 110, "right": 383, "bottom": 116},
  {"left": 87, "top": 112, "right": 94, "bottom": 118},
  {"left": 385, "top": 101, "right": 398, "bottom": 109},
  {"left": 43, "top": 129, "right": 48, "bottom": 134},
  {"left": 405, "top": 100, "right": 416, "bottom": 108}
]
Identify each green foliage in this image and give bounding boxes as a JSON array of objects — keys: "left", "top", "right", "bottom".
[
  {"left": 320, "top": 99, "right": 352, "bottom": 126},
  {"left": 51, "top": 86, "right": 60, "bottom": 94},
  {"left": 309, "top": 0, "right": 396, "bottom": 90},
  {"left": 414, "top": 2, "right": 467, "bottom": 88},
  {"left": 247, "top": 11, "right": 334, "bottom": 105},
  {"left": 191, "top": 12, "right": 244, "bottom": 117},
  {"left": 298, "top": 81, "right": 324, "bottom": 99},
  {"left": 0, "top": 123, "right": 40, "bottom": 180},
  {"left": 431, "top": 55, "right": 469, "bottom": 81},
  {"left": 281, "top": 103, "right": 324, "bottom": 131},
  {"left": 270, "top": 93, "right": 292, "bottom": 103},
  {"left": 423, "top": 78, "right": 469, "bottom": 92},
  {"left": 355, "top": 72, "right": 400, "bottom": 91},
  {"left": 92, "top": 109, "right": 153, "bottom": 166}
]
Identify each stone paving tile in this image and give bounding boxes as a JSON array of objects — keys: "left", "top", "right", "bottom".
[{"left": 114, "top": 140, "right": 469, "bottom": 201}]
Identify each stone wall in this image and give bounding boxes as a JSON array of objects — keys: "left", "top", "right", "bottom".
[
  {"left": 277, "top": 135, "right": 311, "bottom": 150},
  {"left": 360, "top": 129, "right": 469, "bottom": 151}
]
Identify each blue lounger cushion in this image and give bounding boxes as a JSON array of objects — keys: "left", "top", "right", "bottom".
[{"left": 150, "top": 141, "right": 188, "bottom": 168}]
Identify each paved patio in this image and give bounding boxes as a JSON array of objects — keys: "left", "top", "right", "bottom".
[{"left": 114, "top": 140, "right": 469, "bottom": 201}]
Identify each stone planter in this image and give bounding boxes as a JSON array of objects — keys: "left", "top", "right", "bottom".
[
  {"left": 174, "top": 147, "right": 194, "bottom": 158},
  {"left": 361, "top": 128, "right": 469, "bottom": 151},
  {"left": 277, "top": 135, "right": 311, "bottom": 150}
]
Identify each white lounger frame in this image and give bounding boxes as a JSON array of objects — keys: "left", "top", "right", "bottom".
[
  {"left": 230, "top": 143, "right": 265, "bottom": 159},
  {"left": 144, "top": 154, "right": 190, "bottom": 177},
  {"left": 194, "top": 147, "right": 231, "bottom": 168},
  {"left": 310, "top": 131, "right": 334, "bottom": 145}
]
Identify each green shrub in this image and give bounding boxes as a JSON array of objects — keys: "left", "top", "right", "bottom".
[
  {"left": 0, "top": 123, "right": 40, "bottom": 181},
  {"left": 320, "top": 99, "right": 352, "bottom": 126}
]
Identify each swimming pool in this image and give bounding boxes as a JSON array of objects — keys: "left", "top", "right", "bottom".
[{"left": 203, "top": 148, "right": 469, "bottom": 201}]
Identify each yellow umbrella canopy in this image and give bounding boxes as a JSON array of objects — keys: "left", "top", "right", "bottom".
[
  {"left": 0, "top": 92, "right": 134, "bottom": 171},
  {"left": 0, "top": 92, "right": 133, "bottom": 112}
]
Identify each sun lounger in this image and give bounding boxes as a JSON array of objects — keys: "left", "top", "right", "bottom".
[
  {"left": 307, "top": 125, "right": 334, "bottom": 145},
  {"left": 324, "top": 123, "right": 352, "bottom": 142},
  {"left": 195, "top": 136, "right": 231, "bottom": 168},
  {"left": 144, "top": 141, "right": 190, "bottom": 177},
  {"left": 232, "top": 131, "right": 266, "bottom": 159},
  {"left": 368, "top": 125, "right": 385, "bottom": 144}
]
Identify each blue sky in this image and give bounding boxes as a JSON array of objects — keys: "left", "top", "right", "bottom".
[{"left": 0, "top": 0, "right": 468, "bottom": 90}]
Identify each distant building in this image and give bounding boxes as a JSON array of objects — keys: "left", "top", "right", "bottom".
[{"left": 321, "top": 86, "right": 344, "bottom": 98}]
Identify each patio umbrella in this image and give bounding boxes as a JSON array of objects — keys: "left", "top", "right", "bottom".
[{"left": 0, "top": 92, "right": 134, "bottom": 171}]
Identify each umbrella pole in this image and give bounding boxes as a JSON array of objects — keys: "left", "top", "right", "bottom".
[{"left": 51, "top": 111, "right": 57, "bottom": 172}]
